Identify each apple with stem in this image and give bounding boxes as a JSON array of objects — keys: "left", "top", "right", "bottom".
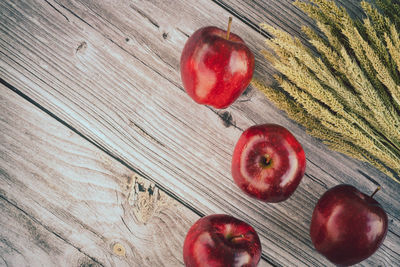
[
  {"left": 231, "top": 124, "right": 306, "bottom": 202},
  {"left": 180, "top": 17, "right": 255, "bottom": 109},
  {"left": 183, "top": 214, "right": 261, "bottom": 267},
  {"left": 310, "top": 184, "right": 388, "bottom": 266}
]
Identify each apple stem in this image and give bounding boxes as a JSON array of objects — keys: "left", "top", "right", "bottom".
[
  {"left": 230, "top": 234, "right": 244, "bottom": 241},
  {"left": 226, "top": 17, "right": 233, "bottom": 40},
  {"left": 370, "top": 186, "right": 381, "bottom": 198}
]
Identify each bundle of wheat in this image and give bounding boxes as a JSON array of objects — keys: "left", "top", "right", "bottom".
[{"left": 254, "top": 0, "right": 400, "bottom": 182}]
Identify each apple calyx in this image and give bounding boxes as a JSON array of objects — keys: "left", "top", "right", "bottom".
[
  {"left": 259, "top": 154, "right": 273, "bottom": 169},
  {"left": 226, "top": 17, "right": 233, "bottom": 40},
  {"left": 370, "top": 186, "right": 381, "bottom": 198}
]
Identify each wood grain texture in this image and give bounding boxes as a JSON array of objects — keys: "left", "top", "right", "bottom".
[
  {"left": 0, "top": 0, "right": 399, "bottom": 266},
  {"left": 0, "top": 84, "right": 205, "bottom": 266},
  {"left": 212, "top": 0, "right": 366, "bottom": 43}
]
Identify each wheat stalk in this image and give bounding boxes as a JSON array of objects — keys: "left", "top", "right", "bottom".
[{"left": 254, "top": 0, "right": 400, "bottom": 183}]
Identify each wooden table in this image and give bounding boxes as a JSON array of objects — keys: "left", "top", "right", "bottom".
[{"left": 1, "top": 0, "right": 399, "bottom": 266}]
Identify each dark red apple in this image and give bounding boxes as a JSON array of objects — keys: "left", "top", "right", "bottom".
[
  {"left": 180, "top": 18, "right": 255, "bottom": 109},
  {"left": 310, "top": 185, "right": 388, "bottom": 266},
  {"left": 183, "top": 214, "right": 261, "bottom": 267},
  {"left": 231, "top": 124, "right": 306, "bottom": 202}
]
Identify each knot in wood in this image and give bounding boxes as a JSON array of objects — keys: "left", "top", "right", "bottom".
[{"left": 113, "top": 243, "right": 126, "bottom": 256}]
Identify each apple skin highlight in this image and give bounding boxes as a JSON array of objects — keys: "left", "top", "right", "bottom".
[{"left": 180, "top": 26, "right": 254, "bottom": 109}]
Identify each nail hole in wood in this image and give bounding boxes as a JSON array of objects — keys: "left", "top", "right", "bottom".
[
  {"left": 75, "top": 41, "right": 87, "bottom": 54},
  {"left": 218, "top": 111, "right": 233, "bottom": 128}
]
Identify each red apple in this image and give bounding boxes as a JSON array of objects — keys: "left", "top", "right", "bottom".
[
  {"left": 180, "top": 18, "right": 255, "bottom": 109},
  {"left": 231, "top": 124, "right": 306, "bottom": 202},
  {"left": 183, "top": 214, "right": 261, "bottom": 267},
  {"left": 310, "top": 185, "right": 388, "bottom": 266}
]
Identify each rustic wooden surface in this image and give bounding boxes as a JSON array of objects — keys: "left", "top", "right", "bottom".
[
  {"left": 0, "top": 83, "right": 206, "bottom": 266},
  {"left": 0, "top": 83, "right": 271, "bottom": 267},
  {"left": 0, "top": 0, "right": 399, "bottom": 266}
]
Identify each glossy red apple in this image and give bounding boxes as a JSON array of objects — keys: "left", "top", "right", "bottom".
[
  {"left": 310, "top": 185, "right": 388, "bottom": 266},
  {"left": 180, "top": 18, "right": 255, "bottom": 109},
  {"left": 183, "top": 214, "right": 261, "bottom": 267},
  {"left": 231, "top": 124, "right": 306, "bottom": 202}
]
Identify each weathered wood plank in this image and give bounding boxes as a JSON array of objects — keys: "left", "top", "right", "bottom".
[
  {"left": 212, "top": 0, "right": 366, "bottom": 45},
  {"left": 0, "top": 0, "right": 399, "bottom": 266},
  {"left": 0, "top": 84, "right": 205, "bottom": 266}
]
